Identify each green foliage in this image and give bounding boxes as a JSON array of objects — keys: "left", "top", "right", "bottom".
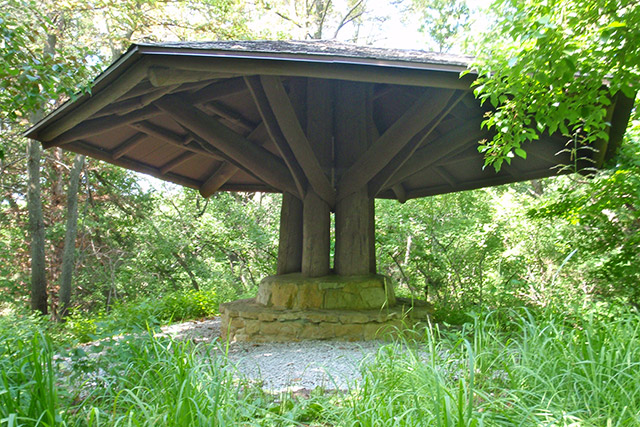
[
  {"left": 0, "top": 310, "right": 60, "bottom": 426},
  {"left": 64, "top": 288, "right": 219, "bottom": 343},
  {"left": 412, "top": 0, "right": 470, "bottom": 52},
  {"left": 472, "top": 0, "right": 640, "bottom": 170}
]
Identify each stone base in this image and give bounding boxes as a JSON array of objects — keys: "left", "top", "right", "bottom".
[
  {"left": 219, "top": 297, "right": 432, "bottom": 342},
  {"left": 256, "top": 273, "right": 396, "bottom": 310}
]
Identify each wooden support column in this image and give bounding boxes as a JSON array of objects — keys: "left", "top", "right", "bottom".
[
  {"left": 301, "top": 78, "right": 332, "bottom": 277},
  {"left": 277, "top": 192, "right": 303, "bottom": 275},
  {"left": 334, "top": 82, "right": 373, "bottom": 276}
]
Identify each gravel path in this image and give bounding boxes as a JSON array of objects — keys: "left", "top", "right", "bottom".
[{"left": 160, "top": 317, "right": 389, "bottom": 392}]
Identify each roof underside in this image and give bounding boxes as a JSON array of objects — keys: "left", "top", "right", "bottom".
[{"left": 26, "top": 40, "right": 634, "bottom": 203}]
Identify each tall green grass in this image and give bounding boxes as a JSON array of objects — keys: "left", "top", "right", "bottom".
[{"left": 1, "top": 306, "right": 639, "bottom": 426}]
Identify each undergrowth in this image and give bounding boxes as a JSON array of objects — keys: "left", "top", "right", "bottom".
[{"left": 1, "top": 304, "right": 639, "bottom": 426}]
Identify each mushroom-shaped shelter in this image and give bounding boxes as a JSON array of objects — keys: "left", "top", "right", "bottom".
[{"left": 26, "top": 41, "right": 635, "bottom": 341}]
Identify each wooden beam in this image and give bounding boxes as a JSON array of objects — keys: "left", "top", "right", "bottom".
[
  {"left": 201, "top": 101, "right": 256, "bottom": 133},
  {"left": 403, "top": 167, "right": 563, "bottom": 200},
  {"left": 391, "top": 184, "right": 407, "bottom": 203},
  {"left": 67, "top": 140, "right": 201, "bottom": 189},
  {"left": 259, "top": 75, "right": 335, "bottom": 207},
  {"left": 338, "top": 88, "right": 455, "bottom": 199},
  {"left": 159, "top": 151, "right": 197, "bottom": 175},
  {"left": 200, "top": 162, "right": 239, "bottom": 198},
  {"left": 45, "top": 105, "right": 161, "bottom": 148},
  {"left": 148, "top": 66, "right": 235, "bottom": 87},
  {"left": 94, "top": 85, "right": 179, "bottom": 118},
  {"left": 112, "top": 133, "right": 147, "bottom": 159},
  {"left": 187, "top": 77, "right": 248, "bottom": 104},
  {"left": 39, "top": 60, "right": 150, "bottom": 142},
  {"left": 382, "top": 117, "right": 486, "bottom": 190},
  {"left": 155, "top": 94, "right": 298, "bottom": 195},
  {"left": 278, "top": 192, "right": 303, "bottom": 275},
  {"left": 244, "top": 76, "right": 306, "bottom": 199},
  {"left": 368, "top": 91, "right": 467, "bottom": 197},
  {"left": 129, "top": 121, "right": 223, "bottom": 162},
  {"left": 129, "top": 121, "right": 190, "bottom": 145},
  {"left": 148, "top": 56, "right": 475, "bottom": 90},
  {"left": 196, "top": 123, "right": 269, "bottom": 198},
  {"left": 434, "top": 166, "right": 456, "bottom": 186}
]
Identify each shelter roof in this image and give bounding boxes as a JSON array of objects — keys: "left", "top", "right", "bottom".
[{"left": 25, "top": 40, "right": 634, "bottom": 202}]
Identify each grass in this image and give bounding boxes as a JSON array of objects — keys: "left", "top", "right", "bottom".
[{"left": 1, "top": 306, "right": 639, "bottom": 426}]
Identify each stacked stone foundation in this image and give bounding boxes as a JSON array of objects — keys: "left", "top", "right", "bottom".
[{"left": 219, "top": 273, "right": 432, "bottom": 342}]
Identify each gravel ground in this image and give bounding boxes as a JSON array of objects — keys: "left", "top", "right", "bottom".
[{"left": 159, "top": 317, "right": 392, "bottom": 392}]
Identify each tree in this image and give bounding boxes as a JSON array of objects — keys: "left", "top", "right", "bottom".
[
  {"left": 410, "top": 0, "right": 470, "bottom": 52},
  {"left": 472, "top": 0, "right": 639, "bottom": 170}
]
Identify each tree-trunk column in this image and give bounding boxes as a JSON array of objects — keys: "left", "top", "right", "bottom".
[
  {"left": 277, "top": 192, "right": 303, "bottom": 275},
  {"left": 334, "top": 82, "right": 374, "bottom": 276},
  {"left": 300, "top": 78, "right": 333, "bottom": 277}
]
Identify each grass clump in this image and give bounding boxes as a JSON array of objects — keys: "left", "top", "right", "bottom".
[{"left": 1, "top": 304, "right": 639, "bottom": 426}]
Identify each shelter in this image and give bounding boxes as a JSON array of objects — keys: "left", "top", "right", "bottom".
[{"left": 26, "top": 41, "right": 635, "bottom": 341}]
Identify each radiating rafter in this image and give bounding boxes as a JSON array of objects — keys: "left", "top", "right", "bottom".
[
  {"left": 244, "top": 76, "right": 307, "bottom": 199},
  {"left": 154, "top": 94, "right": 298, "bottom": 195},
  {"left": 259, "top": 75, "right": 336, "bottom": 206},
  {"left": 368, "top": 91, "right": 467, "bottom": 197}
]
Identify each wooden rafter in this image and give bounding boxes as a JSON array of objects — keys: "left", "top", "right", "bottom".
[
  {"left": 159, "top": 151, "right": 197, "bottom": 175},
  {"left": 148, "top": 66, "right": 236, "bottom": 87},
  {"left": 338, "top": 88, "right": 455, "bottom": 199},
  {"left": 39, "top": 60, "right": 151, "bottom": 142},
  {"left": 70, "top": 140, "right": 201, "bottom": 189},
  {"left": 112, "top": 133, "right": 147, "bottom": 159},
  {"left": 382, "top": 118, "right": 487, "bottom": 191},
  {"left": 244, "top": 76, "right": 307, "bottom": 199},
  {"left": 201, "top": 101, "right": 256, "bottom": 133},
  {"left": 197, "top": 123, "right": 266, "bottom": 198},
  {"left": 45, "top": 105, "right": 161, "bottom": 148},
  {"left": 368, "top": 91, "right": 466, "bottom": 197},
  {"left": 154, "top": 94, "right": 298, "bottom": 195},
  {"left": 259, "top": 75, "right": 335, "bottom": 206},
  {"left": 94, "top": 85, "right": 179, "bottom": 118}
]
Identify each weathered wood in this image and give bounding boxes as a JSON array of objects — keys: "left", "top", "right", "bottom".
[
  {"left": 188, "top": 77, "right": 248, "bottom": 104},
  {"left": 95, "top": 85, "right": 179, "bottom": 117},
  {"left": 45, "top": 105, "right": 161, "bottom": 147},
  {"left": 129, "top": 121, "right": 190, "bottom": 145},
  {"left": 368, "top": 91, "right": 466, "bottom": 197},
  {"left": 148, "top": 56, "right": 475, "bottom": 90},
  {"left": 385, "top": 119, "right": 486, "bottom": 188},
  {"left": 160, "top": 151, "right": 197, "bottom": 175},
  {"left": 404, "top": 167, "right": 563, "bottom": 200},
  {"left": 391, "top": 184, "right": 407, "bottom": 203},
  {"left": 202, "top": 101, "right": 256, "bottom": 133},
  {"left": 244, "top": 76, "right": 306, "bottom": 198},
  {"left": 277, "top": 192, "right": 303, "bottom": 275},
  {"left": 155, "top": 95, "right": 298, "bottom": 195},
  {"left": 306, "top": 79, "right": 334, "bottom": 186},
  {"left": 39, "top": 60, "right": 150, "bottom": 142},
  {"left": 112, "top": 133, "right": 147, "bottom": 159},
  {"left": 148, "top": 66, "right": 235, "bottom": 87},
  {"left": 200, "top": 162, "right": 239, "bottom": 198},
  {"left": 260, "top": 75, "right": 336, "bottom": 207},
  {"left": 129, "top": 121, "right": 227, "bottom": 162},
  {"left": 334, "top": 82, "right": 373, "bottom": 276},
  {"left": 301, "top": 190, "right": 330, "bottom": 277},
  {"left": 67, "top": 140, "right": 201, "bottom": 189},
  {"left": 338, "top": 88, "right": 455, "bottom": 199},
  {"left": 368, "top": 198, "right": 376, "bottom": 274},
  {"left": 197, "top": 123, "right": 270, "bottom": 198}
]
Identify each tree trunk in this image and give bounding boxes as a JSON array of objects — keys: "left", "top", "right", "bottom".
[
  {"left": 27, "top": 139, "right": 48, "bottom": 315},
  {"left": 58, "top": 154, "right": 85, "bottom": 319}
]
